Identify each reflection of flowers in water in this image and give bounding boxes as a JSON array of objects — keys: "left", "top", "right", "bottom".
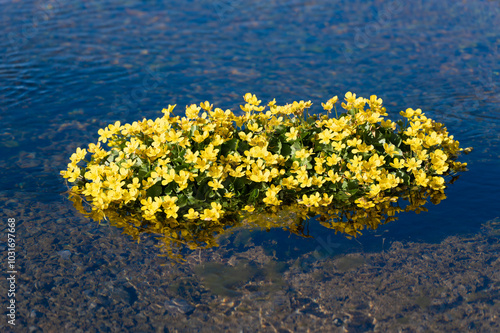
[{"left": 68, "top": 185, "right": 449, "bottom": 262}]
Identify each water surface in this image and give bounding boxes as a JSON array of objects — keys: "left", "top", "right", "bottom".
[{"left": 1, "top": 0, "right": 499, "bottom": 331}]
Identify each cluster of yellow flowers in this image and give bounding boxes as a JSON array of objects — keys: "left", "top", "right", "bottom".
[{"left": 61, "top": 92, "right": 468, "bottom": 238}]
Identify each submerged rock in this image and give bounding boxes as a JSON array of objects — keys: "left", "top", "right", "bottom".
[
  {"left": 57, "top": 250, "right": 71, "bottom": 260},
  {"left": 164, "top": 298, "right": 195, "bottom": 315}
]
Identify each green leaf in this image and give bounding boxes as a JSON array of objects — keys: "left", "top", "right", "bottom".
[
  {"left": 195, "top": 178, "right": 210, "bottom": 201},
  {"left": 146, "top": 182, "right": 163, "bottom": 197},
  {"left": 237, "top": 140, "right": 250, "bottom": 154},
  {"left": 177, "top": 195, "right": 188, "bottom": 208},
  {"left": 234, "top": 177, "right": 247, "bottom": 190},
  {"left": 347, "top": 180, "right": 358, "bottom": 190},
  {"left": 221, "top": 138, "right": 239, "bottom": 156},
  {"left": 377, "top": 137, "right": 387, "bottom": 145},
  {"left": 269, "top": 136, "right": 282, "bottom": 154},
  {"left": 306, "top": 115, "right": 318, "bottom": 125},
  {"left": 249, "top": 188, "right": 259, "bottom": 202},
  {"left": 291, "top": 141, "right": 302, "bottom": 155},
  {"left": 281, "top": 143, "right": 292, "bottom": 157},
  {"left": 138, "top": 164, "right": 150, "bottom": 180},
  {"left": 106, "top": 150, "right": 119, "bottom": 163},
  {"left": 274, "top": 124, "right": 287, "bottom": 134}
]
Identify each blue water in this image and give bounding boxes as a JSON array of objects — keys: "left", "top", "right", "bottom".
[{"left": 1, "top": 0, "right": 499, "bottom": 330}]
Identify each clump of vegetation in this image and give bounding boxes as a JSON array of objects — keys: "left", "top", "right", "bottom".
[{"left": 62, "top": 92, "right": 470, "bottom": 255}]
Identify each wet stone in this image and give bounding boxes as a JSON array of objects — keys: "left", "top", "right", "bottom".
[
  {"left": 333, "top": 318, "right": 344, "bottom": 327},
  {"left": 110, "top": 286, "right": 137, "bottom": 305},
  {"left": 30, "top": 309, "right": 42, "bottom": 318},
  {"left": 164, "top": 298, "right": 195, "bottom": 315},
  {"left": 83, "top": 289, "right": 94, "bottom": 297},
  {"left": 57, "top": 250, "right": 71, "bottom": 260}
]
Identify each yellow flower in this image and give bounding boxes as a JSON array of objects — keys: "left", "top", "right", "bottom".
[
  {"left": 192, "top": 130, "right": 209, "bottom": 143},
  {"left": 433, "top": 162, "right": 449, "bottom": 175},
  {"left": 429, "top": 176, "right": 445, "bottom": 190},
  {"left": 140, "top": 197, "right": 163, "bottom": 218},
  {"left": 326, "top": 170, "right": 341, "bottom": 183},
  {"left": 228, "top": 165, "right": 245, "bottom": 178},
  {"left": 430, "top": 150, "right": 447, "bottom": 164},
  {"left": 211, "top": 134, "right": 225, "bottom": 146},
  {"left": 390, "top": 158, "right": 405, "bottom": 169},
  {"left": 326, "top": 154, "right": 341, "bottom": 166},
  {"left": 97, "top": 127, "right": 113, "bottom": 143},
  {"left": 208, "top": 179, "right": 224, "bottom": 190},
  {"left": 383, "top": 143, "right": 398, "bottom": 157},
  {"left": 319, "top": 193, "right": 334, "bottom": 206},
  {"left": 184, "top": 208, "right": 199, "bottom": 220},
  {"left": 350, "top": 155, "right": 363, "bottom": 167},
  {"left": 378, "top": 173, "right": 401, "bottom": 190},
  {"left": 341, "top": 92, "right": 356, "bottom": 109},
  {"left": 194, "top": 158, "right": 210, "bottom": 172},
  {"left": 126, "top": 177, "right": 140, "bottom": 192},
  {"left": 295, "top": 148, "right": 313, "bottom": 159},
  {"left": 318, "top": 129, "right": 335, "bottom": 144},
  {"left": 299, "top": 192, "right": 322, "bottom": 207},
  {"left": 165, "top": 129, "right": 183, "bottom": 144},
  {"left": 314, "top": 163, "right": 326, "bottom": 174},
  {"left": 414, "top": 170, "right": 429, "bottom": 187},
  {"left": 355, "top": 197, "right": 375, "bottom": 209},
  {"left": 158, "top": 168, "right": 176, "bottom": 186},
  {"left": 347, "top": 138, "right": 362, "bottom": 147},
  {"left": 239, "top": 131, "right": 253, "bottom": 142},
  {"left": 185, "top": 149, "right": 199, "bottom": 164},
  {"left": 200, "top": 144, "right": 219, "bottom": 162},
  {"left": 200, "top": 202, "right": 224, "bottom": 221},
  {"left": 164, "top": 204, "right": 179, "bottom": 219},
  {"left": 400, "top": 108, "right": 415, "bottom": 118},
  {"left": 331, "top": 141, "right": 346, "bottom": 151},
  {"left": 424, "top": 132, "right": 443, "bottom": 147},
  {"left": 263, "top": 184, "right": 282, "bottom": 206},
  {"left": 161, "top": 104, "right": 176, "bottom": 117},
  {"left": 285, "top": 127, "right": 299, "bottom": 142},
  {"left": 200, "top": 101, "right": 213, "bottom": 111},
  {"left": 248, "top": 122, "right": 262, "bottom": 132},
  {"left": 247, "top": 167, "right": 271, "bottom": 183},
  {"left": 142, "top": 177, "right": 157, "bottom": 190},
  {"left": 369, "top": 184, "right": 381, "bottom": 197},
  {"left": 61, "top": 165, "right": 81, "bottom": 183},
  {"left": 162, "top": 195, "right": 178, "bottom": 208},
  {"left": 281, "top": 176, "right": 299, "bottom": 189},
  {"left": 69, "top": 147, "right": 87, "bottom": 164},
  {"left": 107, "top": 121, "right": 122, "bottom": 134},
  {"left": 242, "top": 205, "right": 255, "bottom": 212},
  {"left": 311, "top": 176, "right": 324, "bottom": 186},
  {"left": 405, "top": 157, "right": 422, "bottom": 173},
  {"left": 243, "top": 93, "right": 261, "bottom": 106},
  {"left": 321, "top": 102, "right": 333, "bottom": 111},
  {"left": 328, "top": 96, "right": 339, "bottom": 105},
  {"left": 352, "top": 142, "right": 373, "bottom": 154},
  {"left": 119, "top": 167, "right": 129, "bottom": 178},
  {"left": 207, "top": 164, "right": 224, "bottom": 179},
  {"left": 381, "top": 119, "right": 396, "bottom": 130},
  {"left": 174, "top": 170, "right": 192, "bottom": 191}
]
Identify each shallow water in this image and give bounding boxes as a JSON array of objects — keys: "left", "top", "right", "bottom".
[{"left": 1, "top": 0, "right": 499, "bottom": 331}]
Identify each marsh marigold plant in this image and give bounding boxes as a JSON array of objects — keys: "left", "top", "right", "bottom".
[{"left": 62, "top": 92, "right": 470, "bottom": 243}]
